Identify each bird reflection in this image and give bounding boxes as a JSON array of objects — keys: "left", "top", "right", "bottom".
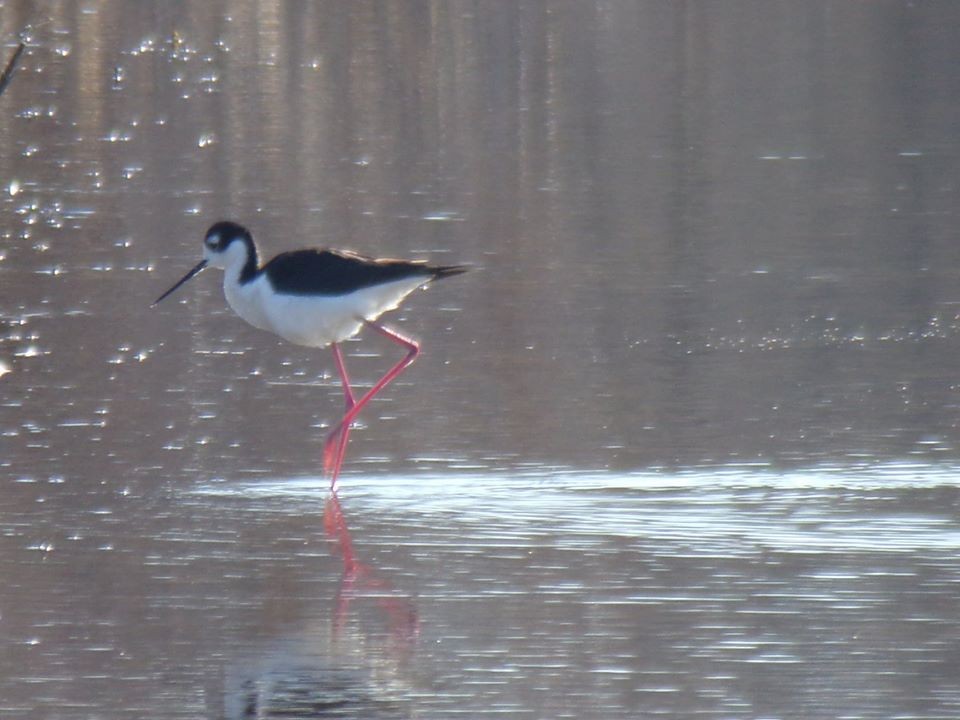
[
  {"left": 221, "top": 494, "right": 418, "bottom": 718},
  {"left": 324, "top": 491, "right": 420, "bottom": 650}
]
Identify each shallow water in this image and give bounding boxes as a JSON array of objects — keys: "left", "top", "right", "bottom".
[
  {"left": 3, "top": 2, "right": 960, "bottom": 718},
  {"left": 3, "top": 468, "right": 960, "bottom": 718}
]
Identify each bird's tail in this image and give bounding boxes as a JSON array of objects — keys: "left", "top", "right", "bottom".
[{"left": 432, "top": 264, "right": 471, "bottom": 280}]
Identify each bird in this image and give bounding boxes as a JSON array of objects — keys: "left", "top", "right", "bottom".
[{"left": 153, "top": 220, "right": 468, "bottom": 487}]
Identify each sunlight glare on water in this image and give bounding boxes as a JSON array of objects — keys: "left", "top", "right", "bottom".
[{"left": 194, "top": 463, "right": 960, "bottom": 556}]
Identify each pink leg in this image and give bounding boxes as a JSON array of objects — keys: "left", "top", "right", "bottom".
[
  {"left": 322, "top": 322, "right": 420, "bottom": 488},
  {"left": 323, "top": 343, "right": 356, "bottom": 486}
]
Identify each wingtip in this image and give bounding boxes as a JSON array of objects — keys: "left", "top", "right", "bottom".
[{"left": 433, "top": 264, "right": 472, "bottom": 280}]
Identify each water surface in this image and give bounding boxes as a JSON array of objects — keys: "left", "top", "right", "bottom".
[{"left": 2, "top": 2, "right": 960, "bottom": 718}]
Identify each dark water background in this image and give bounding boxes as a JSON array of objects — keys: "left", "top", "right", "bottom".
[{"left": 2, "top": 2, "right": 960, "bottom": 718}]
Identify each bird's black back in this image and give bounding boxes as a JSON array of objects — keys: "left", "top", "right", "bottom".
[{"left": 262, "top": 248, "right": 465, "bottom": 296}]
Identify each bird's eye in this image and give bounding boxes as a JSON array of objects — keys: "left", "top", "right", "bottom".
[{"left": 205, "top": 234, "right": 219, "bottom": 248}]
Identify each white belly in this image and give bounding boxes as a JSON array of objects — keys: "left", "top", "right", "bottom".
[{"left": 225, "top": 274, "right": 427, "bottom": 347}]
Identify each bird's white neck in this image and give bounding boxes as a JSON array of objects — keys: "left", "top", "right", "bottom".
[{"left": 211, "top": 241, "right": 272, "bottom": 332}]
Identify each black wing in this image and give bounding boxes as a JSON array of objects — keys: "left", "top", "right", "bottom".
[{"left": 262, "top": 248, "right": 447, "bottom": 296}]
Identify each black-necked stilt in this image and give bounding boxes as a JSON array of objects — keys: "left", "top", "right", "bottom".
[{"left": 153, "top": 220, "right": 468, "bottom": 487}]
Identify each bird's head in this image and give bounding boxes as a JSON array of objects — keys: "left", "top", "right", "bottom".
[
  {"left": 152, "top": 221, "right": 256, "bottom": 306},
  {"left": 202, "top": 221, "right": 254, "bottom": 271}
]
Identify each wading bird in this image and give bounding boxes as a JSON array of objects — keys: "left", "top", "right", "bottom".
[{"left": 153, "top": 221, "right": 468, "bottom": 487}]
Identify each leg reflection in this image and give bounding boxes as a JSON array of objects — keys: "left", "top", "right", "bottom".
[{"left": 323, "top": 491, "right": 419, "bottom": 647}]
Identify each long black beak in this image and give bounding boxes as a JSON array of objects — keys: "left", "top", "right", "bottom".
[{"left": 152, "top": 259, "right": 208, "bottom": 306}]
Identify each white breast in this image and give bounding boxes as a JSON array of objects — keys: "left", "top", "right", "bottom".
[{"left": 223, "top": 273, "right": 274, "bottom": 333}]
